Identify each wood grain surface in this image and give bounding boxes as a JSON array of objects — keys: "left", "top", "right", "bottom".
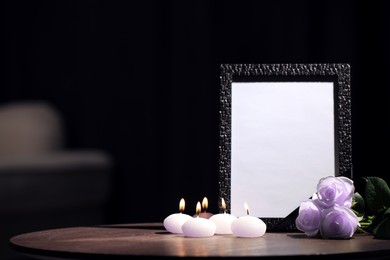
[{"left": 9, "top": 223, "right": 390, "bottom": 259}]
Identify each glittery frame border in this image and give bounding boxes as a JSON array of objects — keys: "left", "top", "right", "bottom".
[{"left": 219, "top": 64, "right": 352, "bottom": 231}]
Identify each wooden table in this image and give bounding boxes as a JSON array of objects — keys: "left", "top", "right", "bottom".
[{"left": 9, "top": 223, "right": 390, "bottom": 259}]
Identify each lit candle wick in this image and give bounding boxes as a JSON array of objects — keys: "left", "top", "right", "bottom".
[
  {"left": 244, "top": 202, "right": 250, "bottom": 215},
  {"left": 196, "top": 201, "right": 201, "bottom": 218},
  {"left": 221, "top": 198, "right": 227, "bottom": 214},
  {"left": 202, "top": 197, "right": 208, "bottom": 213},
  {"left": 179, "top": 198, "right": 185, "bottom": 213}
]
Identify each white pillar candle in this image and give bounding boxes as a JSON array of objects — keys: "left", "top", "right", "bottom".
[
  {"left": 231, "top": 202, "right": 267, "bottom": 238},
  {"left": 209, "top": 198, "right": 237, "bottom": 234},
  {"left": 182, "top": 201, "right": 216, "bottom": 237},
  {"left": 163, "top": 198, "right": 192, "bottom": 234}
]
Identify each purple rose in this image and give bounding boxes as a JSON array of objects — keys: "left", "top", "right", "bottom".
[
  {"left": 315, "top": 176, "right": 354, "bottom": 209},
  {"left": 320, "top": 205, "right": 360, "bottom": 239},
  {"left": 295, "top": 199, "right": 321, "bottom": 237}
]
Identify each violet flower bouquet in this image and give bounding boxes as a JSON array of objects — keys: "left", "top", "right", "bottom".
[
  {"left": 296, "top": 176, "right": 390, "bottom": 239},
  {"left": 295, "top": 176, "right": 359, "bottom": 239}
]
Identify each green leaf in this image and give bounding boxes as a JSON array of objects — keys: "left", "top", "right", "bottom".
[
  {"left": 364, "top": 177, "right": 390, "bottom": 215},
  {"left": 351, "top": 192, "right": 365, "bottom": 216},
  {"left": 385, "top": 207, "right": 390, "bottom": 216},
  {"left": 372, "top": 208, "right": 390, "bottom": 239}
]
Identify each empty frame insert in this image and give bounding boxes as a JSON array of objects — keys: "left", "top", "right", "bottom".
[{"left": 219, "top": 64, "right": 352, "bottom": 230}]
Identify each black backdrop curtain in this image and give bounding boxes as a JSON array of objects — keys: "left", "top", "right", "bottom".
[{"left": 6, "top": 0, "right": 389, "bottom": 224}]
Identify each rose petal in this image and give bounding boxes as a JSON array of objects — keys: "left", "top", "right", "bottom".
[
  {"left": 315, "top": 176, "right": 355, "bottom": 209},
  {"left": 320, "top": 206, "right": 359, "bottom": 239},
  {"left": 296, "top": 200, "right": 321, "bottom": 236}
]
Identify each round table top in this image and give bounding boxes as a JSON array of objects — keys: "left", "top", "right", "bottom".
[{"left": 9, "top": 223, "right": 390, "bottom": 259}]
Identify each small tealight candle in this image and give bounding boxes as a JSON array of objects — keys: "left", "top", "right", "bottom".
[
  {"left": 163, "top": 198, "right": 192, "bottom": 234},
  {"left": 182, "top": 201, "right": 216, "bottom": 237},
  {"left": 209, "top": 198, "right": 237, "bottom": 234},
  {"left": 193, "top": 197, "right": 214, "bottom": 219},
  {"left": 231, "top": 202, "right": 267, "bottom": 238}
]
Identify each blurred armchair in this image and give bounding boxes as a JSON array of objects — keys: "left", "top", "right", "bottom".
[{"left": 0, "top": 101, "right": 113, "bottom": 259}]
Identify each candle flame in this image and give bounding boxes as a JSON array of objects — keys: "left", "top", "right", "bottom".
[
  {"left": 196, "top": 201, "right": 201, "bottom": 216},
  {"left": 179, "top": 198, "right": 185, "bottom": 212},
  {"left": 221, "top": 198, "right": 226, "bottom": 212},
  {"left": 202, "top": 197, "right": 208, "bottom": 211},
  {"left": 244, "top": 202, "right": 250, "bottom": 215}
]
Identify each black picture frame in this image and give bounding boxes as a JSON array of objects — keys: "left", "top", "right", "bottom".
[{"left": 218, "top": 64, "right": 352, "bottom": 231}]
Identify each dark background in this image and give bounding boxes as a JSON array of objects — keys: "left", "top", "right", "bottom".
[{"left": 6, "top": 0, "right": 389, "bottom": 225}]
